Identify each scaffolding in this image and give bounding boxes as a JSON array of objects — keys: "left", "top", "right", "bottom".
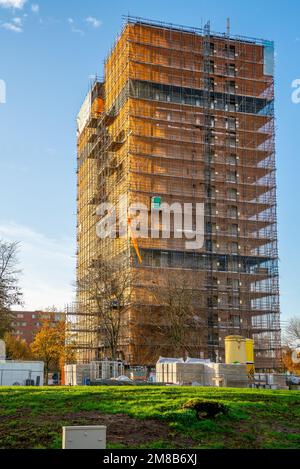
[{"left": 69, "top": 16, "right": 281, "bottom": 370}]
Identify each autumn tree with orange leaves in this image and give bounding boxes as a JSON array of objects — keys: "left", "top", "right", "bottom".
[
  {"left": 30, "top": 315, "right": 75, "bottom": 383},
  {"left": 4, "top": 332, "right": 32, "bottom": 360}
]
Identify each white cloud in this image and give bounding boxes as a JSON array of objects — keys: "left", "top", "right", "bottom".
[
  {"left": 12, "top": 17, "right": 22, "bottom": 24},
  {"left": 1, "top": 14, "right": 23, "bottom": 32},
  {"left": 71, "top": 26, "right": 84, "bottom": 36},
  {"left": 67, "top": 18, "right": 84, "bottom": 36},
  {"left": 31, "top": 3, "right": 39, "bottom": 13},
  {"left": 86, "top": 16, "right": 101, "bottom": 28},
  {"left": 0, "top": 222, "right": 76, "bottom": 311},
  {"left": 1, "top": 21, "right": 22, "bottom": 32},
  {"left": 0, "top": 0, "right": 26, "bottom": 8}
]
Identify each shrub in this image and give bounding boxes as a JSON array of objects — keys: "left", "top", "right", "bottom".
[{"left": 182, "top": 399, "right": 228, "bottom": 420}]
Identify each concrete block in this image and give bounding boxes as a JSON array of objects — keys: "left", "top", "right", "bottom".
[{"left": 62, "top": 426, "right": 106, "bottom": 449}]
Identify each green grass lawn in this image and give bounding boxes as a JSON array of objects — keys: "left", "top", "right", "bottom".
[{"left": 0, "top": 386, "right": 300, "bottom": 449}]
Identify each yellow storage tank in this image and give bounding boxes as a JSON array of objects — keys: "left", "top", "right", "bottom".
[
  {"left": 225, "top": 335, "right": 247, "bottom": 364},
  {"left": 245, "top": 338, "right": 254, "bottom": 363},
  {"left": 245, "top": 338, "right": 255, "bottom": 377}
]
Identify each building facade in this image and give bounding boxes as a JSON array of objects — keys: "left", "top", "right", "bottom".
[
  {"left": 75, "top": 17, "right": 280, "bottom": 370},
  {"left": 11, "top": 311, "right": 65, "bottom": 344}
]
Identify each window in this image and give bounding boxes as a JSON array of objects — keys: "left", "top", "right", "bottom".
[
  {"left": 230, "top": 315, "right": 241, "bottom": 327},
  {"left": 204, "top": 151, "right": 214, "bottom": 163},
  {"left": 17, "top": 313, "right": 24, "bottom": 318},
  {"left": 205, "top": 167, "right": 215, "bottom": 181},
  {"left": 227, "top": 278, "right": 239, "bottom": 289},
  {"left": 226, "top": 170, "right": 237, "bottom": 183},
  {"left": 225, "top": 44, "right": 236, "bottom": 59},
  {"left": 225, "top": 102, "right": 236, "bottom": 112},
  {"left": 218, "top": 256, "right": 227, "bottom": 271},
  {"left": 206, "top": 239, "right": 213, "bottom": 252},
  {"left": 206, "top": 222, "right": 216, "bottom": 234},
  {"left": 153, "top": 251, "right": 161, "bottom": 267},
  {"left": 226, "top": 81, "right": 236, "bottom": 94},
  {"left": 172, "top": 251, "right": 183, "bottom": 266},
  {"left": 208, "top": 332, "right": 219, "bottom": 344},
  {"left": 161, "top": 251, "right": 169, "bottom": 267},
  {"left": 207, "top": 296, "right": 218, "bottom": 307},
  {"left": 205, "top": 203, "right": 216, "bottom": 215},
  {"left": 228, "top": 242, "right": 238, "bottom": 254},
  {"left": 204, "top": 77, "right": 214, "bottom": 91},
  {"left": 185, "top": 253, "right": 195, "bottom": 268},
  {"left": 226, "top": 154, "right": 237, "bottom": 165},
  {"left": 227, "top": 64, "right": 236, "bottom": 77},
  {"left": 229, "top": 135, "right": 236, "bottom": 147},
  {"left": 229, "top": 295, "right": 240, "bottom": 308},
  {"left": 231, "top": 258, "right": 239, "bottom": 272},
  {"left": 228, "top": 224, "right": 238, "bottom": 236},
  {"left": 209, "top": 277, "right": 219, "bottom": 287},
  {"left": 227, "top": 205, "right": 238, "bottom": 218},
  {"left": 206, "top": 185, "right": 216, "bottom": 198},
  {"left": 227, "top": 188, "right": 237, "bottom": 200},
  {"left": 226, "top": 117, "right": 236, "bottom": 130}
]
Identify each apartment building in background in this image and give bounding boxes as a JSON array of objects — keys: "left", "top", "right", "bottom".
[
  {"left": 74, "top": 17, "right": 281, "bottom": 370},
  {"left": 11, "top": 311, "right": 65, "bottom": 344}
]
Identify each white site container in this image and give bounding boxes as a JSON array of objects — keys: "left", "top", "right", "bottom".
[
  {"left": 0, "top": 361, "right": 44, "bottom": 386},
  {"left": 62, "top": 426, "right": 106, "bottom": 449}
]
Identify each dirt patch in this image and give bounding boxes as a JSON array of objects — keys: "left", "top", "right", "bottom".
[
  {"left": 51, "top": 411, "right": 194, "bottom": 447},
  {"left": 0, "top": 411, "right": 195, "bottom": 448}
]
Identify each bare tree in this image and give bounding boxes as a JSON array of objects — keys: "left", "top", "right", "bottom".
[
  {"left": 152, "top": 271, "right": 205, "bottom": 358},
  {"left": 77, "top": 256, "right": 134, "bottom": 361},
  {"left": 0, "top": 240, "right": 23, "bottom": 338},
  {"left": 283, "top": 316, "right": 300, "bottom": 347}
]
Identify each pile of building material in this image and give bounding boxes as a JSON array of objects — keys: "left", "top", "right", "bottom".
[
  {"left": 64, "top": 360, "right": 124, "bottom": 386},
  {"left": 207, "top": 363, "right": 249, "bottom": 388},
  {"left": 156, "top": 357, "right": 249, "bottom": 388},
  {"left": 252, "top": 373, "right": 288, "bottom": 390}
]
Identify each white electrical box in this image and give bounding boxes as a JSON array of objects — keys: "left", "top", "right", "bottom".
[{"left": 62, "top": 426, "right": 106, "bottom": 449}]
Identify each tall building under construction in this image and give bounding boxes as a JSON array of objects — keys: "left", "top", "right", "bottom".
[{"left": 74, "top": 17, "right": 280, "bottom": 370}]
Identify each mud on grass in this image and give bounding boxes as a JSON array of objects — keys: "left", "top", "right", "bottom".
[
  {"left": 1, "top": 386, "right": 300, "bottom": 449},
  {"left": 0, "top": 410, "right": 195, "bottom": 449}
]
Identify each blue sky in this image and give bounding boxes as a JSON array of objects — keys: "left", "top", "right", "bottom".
[{"left": 0, "top": 0, "right": 299, "bottom": 323}]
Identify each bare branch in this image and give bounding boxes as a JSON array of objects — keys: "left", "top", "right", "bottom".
[
  {"left": 77, "top": 255, "right": 135, "bottom": 360},
  {"left": 283, "top": 317, "right": 300, "bottom": 347}
]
